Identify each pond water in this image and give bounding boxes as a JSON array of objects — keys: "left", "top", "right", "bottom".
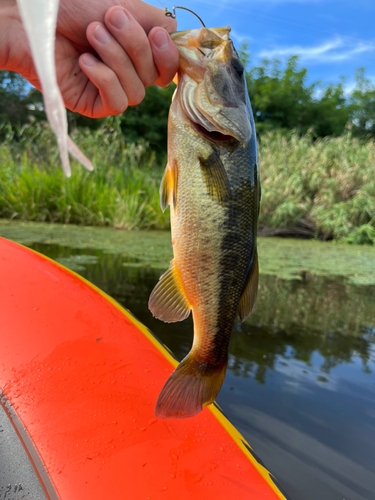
[{"left": 1, "top": 221, "right": 375, "bottom": 500}]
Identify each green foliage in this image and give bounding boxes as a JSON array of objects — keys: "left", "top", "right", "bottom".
[
  {"left": 117, "top": 84, "right": 175, "bottom": 155},
  {"left": 245, "top": 54, "right": 349, "bottom": 137},
  {"left": 350, "top": 68, "right": 375, "bottom": 138},
  {"left": 259, "top": 131, "right": 375, "bottom": 243},
  {"left": 0, "top": 120, "right": 169, "bottom": 230},
  {"left": 0, "top": 71, "right": 44, "bottom": 129},
  {"left": 247, "top": 56, "right": 315, "bottom": 132},
  {"left": 1, "top": 52, "right": 374, "bottom": 145},
  {"left": 66, "top": 84, "right": 175, "bottom": 157},
  {"left": 0, "top": 55, "right": 374, "bottom": 242},
  {"left": 0, "top": 70, "right": 173, "bottom": 156},
  {"left": 308, "top": 81, "right": 349, "bottom": 137},
  {"left": 0, "top": 121, "right": 374, "bottom": 243}
]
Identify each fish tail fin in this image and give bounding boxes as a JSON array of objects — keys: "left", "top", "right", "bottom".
[{"left": 155, "top": 353, "right": 227, "bottom": 419}]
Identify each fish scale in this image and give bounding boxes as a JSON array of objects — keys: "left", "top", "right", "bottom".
[{"left": 149, "top": 26, "right": 259, "bottom": 419}]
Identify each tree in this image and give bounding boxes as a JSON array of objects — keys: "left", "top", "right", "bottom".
[
  {"left": 350, "top": 68, "right": 375, "bottom": 138},
  {"left": 239, "top": 46, "right": 351, "bottom": 138},
  {"left": 307, "top": 81, "right": 349, "bottom": 137},
  {"left": 118, "top": 84, "right": 174, "bottom": 156},
  {"left": 67, "top": 84, "right": 174, "bottom": 158},
  {"left": 246, "top": 56, "right": 318, "bottom": 134},
  {"left": 0, "top": 70, "right": 44, "bottom": 128}
]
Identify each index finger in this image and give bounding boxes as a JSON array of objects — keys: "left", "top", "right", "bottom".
[{"left": 149, "top": 27, "right": 179, "bottom": 87}]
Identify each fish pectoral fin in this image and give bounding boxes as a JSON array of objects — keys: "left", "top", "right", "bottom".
[
  {"left": 238, "top": 250, "right": 259, "bottom": 322},
  {"left": 160, "top": 161, "right": 178, "bottom": 212},
  {"left": 148, "top": 260, "right": 191, "bottom": 323},
  {"left": 199, "top": 151, "right": 231, "bottom": 203},
  {"left": 160, "top": 165, "right": 169, "bottom": 212}
]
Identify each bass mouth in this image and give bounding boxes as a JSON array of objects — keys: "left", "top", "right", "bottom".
[{"left": 191, "top": 121, "right": 235, "bottom": 144}]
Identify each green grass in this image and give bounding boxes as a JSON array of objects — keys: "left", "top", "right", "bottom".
[
  {"left": 0, "top": 120, "right": 374, "bottom": 243},
  {"left": 0, "top": 120, "right": 169, "bottom": 230}
]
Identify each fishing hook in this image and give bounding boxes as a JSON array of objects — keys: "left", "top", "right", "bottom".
[{"left": 165, "top": 6, "right": 206, "bottom": 28}]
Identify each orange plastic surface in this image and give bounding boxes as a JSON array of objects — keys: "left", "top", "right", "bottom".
[{"left": 0, "top": 238, "right": 285, "bottom": 500}]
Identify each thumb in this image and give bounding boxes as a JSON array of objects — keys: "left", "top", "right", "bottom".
[{"left": 120, "top": 0, "right": 177, "bottom": 33}]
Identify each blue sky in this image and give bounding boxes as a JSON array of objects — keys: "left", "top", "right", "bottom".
[{"left": 149, "top": 0, "right": 375, "bottom": 92}]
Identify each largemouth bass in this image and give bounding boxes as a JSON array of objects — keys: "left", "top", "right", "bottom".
[{"left": 149, "top": 26, "right": 259, "bottom": 419}]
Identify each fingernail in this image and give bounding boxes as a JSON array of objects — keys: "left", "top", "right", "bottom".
[
  {"left": 82, "top": 53, "right": 97, "bottom": 67},
  {"left": 94, "top": 25, "right": 111, "bottom": 44},
  {"left": 153, "top": 30, "right": 169, "bottom": 51},
  {"left": 109, "top": 9, "right": 130, "bottom": 30}
]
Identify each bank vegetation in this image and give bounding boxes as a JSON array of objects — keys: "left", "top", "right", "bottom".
[{"left": 0, "top": 120, "right": 373, "bottom": 244}]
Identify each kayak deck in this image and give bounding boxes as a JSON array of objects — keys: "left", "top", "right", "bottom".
[{"left": 0, "top": 237, "right": 287, "bottom": 500}]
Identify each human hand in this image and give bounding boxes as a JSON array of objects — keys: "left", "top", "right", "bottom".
[{"left": 0, "top": 0, "right": 179, "bottom": 118}]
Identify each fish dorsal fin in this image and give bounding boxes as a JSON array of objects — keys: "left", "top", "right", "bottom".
[
  {"left": 199, "top": 151, "right": 231, "bottom": 203},
  {"left": 238, "top": 250, "right": 259, "bottom": 322},
  {"left": 160, "top": 161, "right": 178, "bottom": 212},
  {"left": 148, "top": 260, "right": 191, "bottom": 323}
]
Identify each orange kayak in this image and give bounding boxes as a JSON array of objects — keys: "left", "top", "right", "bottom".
[{"left": 0, "top": 237, "right": 287, "bottom": 499}]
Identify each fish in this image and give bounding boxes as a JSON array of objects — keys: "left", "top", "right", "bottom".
[{"left": 149, "top": 26, "right": 260, "bottom": 419}]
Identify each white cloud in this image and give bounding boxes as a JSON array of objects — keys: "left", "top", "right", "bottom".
[
  {"left": 342, "top": 74, "right": 375, "bottom": 95},
  {"left": 251, "top": 0, "right": 323, "bottom": 2},
  {"left": 259, "top": 36, "right": 375, "bottom": 63},
  {"left": 214, "top": 0, "right": 323, "bottom": 4},
  {"left": 343, "top": 81, "right": 357, "bottom": 96},
  {"left": 230, "top": 29, "right": 252, "bottom": 45}
]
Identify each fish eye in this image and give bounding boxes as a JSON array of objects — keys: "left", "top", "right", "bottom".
[{"left": 231, "top": 58, "right": 244, "bottom": 78}]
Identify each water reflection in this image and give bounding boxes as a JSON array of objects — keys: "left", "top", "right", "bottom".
[
  {"left": 28, "top": 242, "right": 375, "bottom": 500},
  {"left": 30, "top": 242, "right": 375, "bottom": 379}
]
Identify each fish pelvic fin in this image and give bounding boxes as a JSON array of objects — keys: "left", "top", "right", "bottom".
[
  {"left": 155, "top": 353, "right": 228, "bottom": 419},
  {"left": 160, "top": 160, "right": 178, "bottom": 212},
  {"left": 148, "top": 259, "right": 191, "bottom": 323},
  {"left": 238, "top": 249, "right": 259, "bottom": 322}
]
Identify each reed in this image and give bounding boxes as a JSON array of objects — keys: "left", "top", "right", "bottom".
[
  {"left": 0, "top": 119, "right": 169, "bottom": 230},
  {"left": 0, "top": 121, "right": 374, "bottom": 243},
  {"left": 259, "top": 131, "right": 375, "bottom": 244}
]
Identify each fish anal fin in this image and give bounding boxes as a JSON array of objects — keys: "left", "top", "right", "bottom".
[
  {"left": 155, "top": 353, "right": 228, "bottom": 419},
  {"left": 148, "top": 260, "right": 190, "bottom": 323},
  {"left": 160, "top": 160, "right": 178, "bottom": 212},
  {"left": 238, "top": 250, "right": 259, "bottom": 322},
  {"left": 199, "top": 151, "right": 231, "bottom": 203}
]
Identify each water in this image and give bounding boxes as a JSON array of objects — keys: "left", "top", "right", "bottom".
[{"left": 1, "top": 221, "right": 375, "bottom": 500}]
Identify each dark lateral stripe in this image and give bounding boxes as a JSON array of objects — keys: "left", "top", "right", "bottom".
[
  {"left": 215, "top": 177, "right": 256, "bottom": 362},
  {"left": 269, "top": 474, "right": 293, "bottom": 500},
  {"left": 241, "top": 439, "right": 266, "bottom": 468}
]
